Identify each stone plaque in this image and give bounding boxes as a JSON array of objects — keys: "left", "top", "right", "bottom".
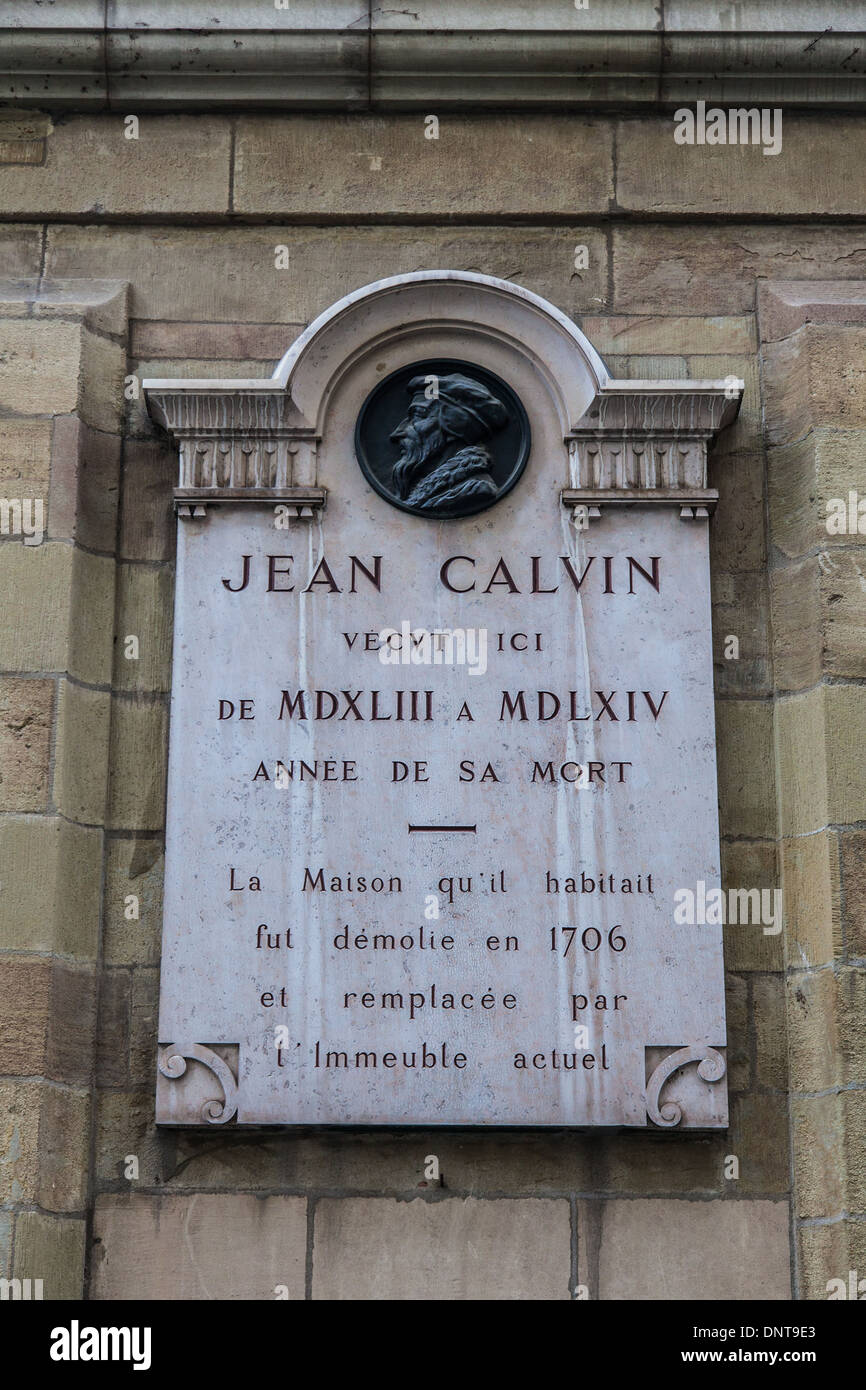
[{"left": 147, "top": 272, "right": 739, "bottom": 1129}]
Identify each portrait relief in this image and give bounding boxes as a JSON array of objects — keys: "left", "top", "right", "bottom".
[{"left": 355, "top": 359, "right": 531, "bottom": 520}]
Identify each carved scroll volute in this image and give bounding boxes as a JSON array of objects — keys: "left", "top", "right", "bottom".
[
  {"left": 645, "top": 1045, "right": 727, "bottom": 1128},
  {"left": 157, "top": 1043, "right": 239, "bottom": 1125}
]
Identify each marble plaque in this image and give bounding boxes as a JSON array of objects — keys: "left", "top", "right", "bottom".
[{"left": 151, "top": 273, "right": 733, "bottom": 1129}]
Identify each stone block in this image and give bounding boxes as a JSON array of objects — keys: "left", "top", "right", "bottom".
[
  {"left": 107, "top": 697, "right": 168, "bottom": 831},
  {"left": 590, "top": 1131, "right": 726, "bottom": 1195},
  {"left": 579, "top": 1196, "right": 790, "bottom": 1299},
  {"left": 103, "top": 836, "right": 163, "bottom": 966},
  {"left": 613, "top": 224, "right": 866, "bottom": 317},
  {"left": 727, "top": 1092, "right": 790, "bottom": 1195},
  {"left": 799, "top": 1219, "right": 866, "bottom": 1301},
  {"left": 47, "top": 224, "right": 609, "bottom": 325},
  {"left": 52, "top": 680, "right": 111, "bottom": 825},
  {"left": 0, "top": 417, "right": 52, "bottom": 494},
  {"left": 94, "top": 1090, "right": 168, "bottom": 1189},
  {"left": 767, "top": 430, "right": 866, "bottom": 562},
  {"left": 0, "top": 224, "right": 44, "bottom": 276},
  {"left": 0, "top": 1079, "right": 40, "bottom": 1203},
  {"left": 792, "top": 1093, "right": 845, "bottom": 1221},
  {"left": 715, "top": 699, "right": 776, "bottom": 840},
  {"left": 770, "top": 558, "right": 821, "bottom": 692},
  {"left": 787, "top": 969, "right": 840, "bottom": 1094},
  {"left": 12, "top": 1211, "right": 85, "bottom": 1301},
  {"left": 720, "top": 839, "right": 784, "bottom": 972},
  {"left": 312, "top": 1196, "right": 571, "bottom": 1300},
  {"left": 724, "top": 973, "right": 750, "bottom": 1091},
  {"left": 752, "top": 974, "right": 787, "bottom": 1090},
  {"left": 616, "top": 117, "right": 866, "bottom": 218},
  {"left": 95, "top": 969, "right": 131, "bottom": 1088},
  {"left": 119, "top": 438, "right": 176, "bottom": 563},
  {"left": 825, "top": 684, "right": 866, "bottom": 826},
  {"left": 708, "top": 450, "right": 766, "bottom": 573},
  {"left": 113, "top": 564, "right": 174, "bottom": 693},
  {"left": 49, "top": 416, "right": 121, "bottom": 552},
  {"left": 234, "top": 115, "right": 613, "bottom": 217},
  {"left": 0, "top": 318, "right": 81, "bottom": 415},
  {"left": 839, "top": 829, "right": 866, "bottom": 958},
  {"left": 90, "top": 1194, "right": 307, "bottom": 1300},
  {"left": 0, "top": 815, "right": 102, "bottom": 957},
  {"left": 578, "top": 314, "right": 756, "bottom": 357},
  {"left": 128, "top": 967, "right": 159, "bottom": 1087},
  {"left": 775, "top": 689, "right": 827, "bottom": 839},
  {"left": 0, "top": 677, "right": 53, "bottom": 812},
  {"left": 0, "top": 116, "right": 231, "bottom": 216},
  {"left": 711, "top": 570, "right": 771, "bottom": 697},
  {"left": 36, "top": 1085, "right": 90, "bottom": 1213},
  {"left": 781, "top": 831, "right": 840, "bottom": 970}
]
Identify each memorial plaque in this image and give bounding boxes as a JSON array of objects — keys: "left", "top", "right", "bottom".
[{"left": 148, "top": 272, "right": 739, "bottom": 1129}]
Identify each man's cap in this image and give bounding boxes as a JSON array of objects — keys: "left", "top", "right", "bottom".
[{"left": 406, "top": 372, "right": 508, "bottom": 438}]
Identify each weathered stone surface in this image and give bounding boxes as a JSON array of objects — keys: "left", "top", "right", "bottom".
[
  {"left": 708, "top": 450, "right": 766, "bottom": 573},
  {"left": 234, "top": 115, "right": 613, "bottom": 216},
  {"left": 128, "top": 968, "right": 159, "bottom": 1088},
  {"left": 613, "top": 225, "right": 866, "bottom": 316},
  {"left": 0, "top": 417, "right": 52, "bottom": 494},
  {"left": 0, "top": 116, "right": 231, "bottom": 216},
  {"left": 720, "top": 839, "right": 784, "bottom": 972},
  {"left": 781, "top": 831, "right": 840, "bottom": 970},
  {"left": 113, "top": 564, "right": 174, "bottom": 693},
  {"left": 95, "top": 969, "right": 131, "bottom": 1088},
  {"left": 825, "top": 684, "right": 866, "bottom": 825},
  {"left": 727, "top": 1092, "right": 791, "bottom": 1195},
  {"left": 106, "top": 697, "right": 168, "bottom": 831},
  {"left": 759, "top": 278, "right": 866, "bottom": 344},
  {"left": 715, "top": 699, "right": 776, "bottom": 840},
  {"left": 312, "top": 1196, "right": 571, "bottom": 1300},
  {"left": 770, "top": 559, "right": 821, "bottom": 692},
  {"left": 47, "top": 224, "right": 609, "bottom": 324},
  {"left": 0, "top": 318, "right": 81, "bottom": 415},
  {"left": 776, "top": 689, "right": 827, "bottom": 839},
  {"left": 0, "top": 1079, "right": 40, "bottom": 1203},
  {"left": 132, "top": 319, "right": 305, "bottom": 361},
  {"left": 91, "top": 1194, "right": 307, "bottom": 1300},
  {"left": 725, "top": 973, "right": 750, "bottom": 1091},
  {"left": 103, "top": 836, "right": 163, "bottom": 966},
  {"left": 49, "top": 416, "right": 121, "bottom": 552},
  {"left": 52, "top": 680, "right": 111, "bottom": 825},
  {"left": 752, "top": 974, "right": 787, "bottom": 1090},
  {"left": 799, "top": 1219, "right": 866, "bottom": 1301},
  {"left": 763, "top": 326, "right": 866, "bottom": 447},
  {"left": 0, "top": 678, "right": 53, "bottom": 812},
  {"left": 119, "top": 438, "right": 176, "bottom": 563},
  {"left": 0, "top": 956, "right": 51, "bottom": 1074},
  {"left": 0, "top": 543, "right": 113, "bottom": 685},
  {"left": 787, "top": 969, "right": 840, "bottom": 1094},
  {"left": 617, "top": 117, "right": 866, "bottom": 218},
  {"left": 579, "top": 1197, "right": 790, "bottom": 1299},
  {"left": 0, "top": 224, "right": 44, "bottom": 276},
  {"left": 578, "top": 314, "right": 756, "bottom": 357},
  {"left": 12, "top": 1211, "right": 85, "bottom": 1301},
  {"left": 792, "top": 1093, "right": 845, "bottom": 1221},
  {"left": 36, "top": 1086, "right": 90, "bottom": 1213},
  {"left": 94, "top": 1091, "right": 167, "bottom": 1189},
  {"left": 839, "top": 829, "right": 866, "bottom": 958},
  {"left": 0, "top": 815, "right": 102, "bottom": 957},
  {"left": 711, "top": 570, "right": 771, "bottom": 697}
]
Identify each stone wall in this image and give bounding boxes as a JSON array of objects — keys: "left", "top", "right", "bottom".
[{"left": 1, "top": 96, "right": 864, "bottom": 1299}]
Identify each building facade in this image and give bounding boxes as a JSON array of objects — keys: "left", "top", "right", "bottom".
[{"left": 1, "top": 3, "right": 865, "bottom": 1300}]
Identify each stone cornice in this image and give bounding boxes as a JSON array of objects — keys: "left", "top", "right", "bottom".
[
  {"left": 563, "top": 379, "right": 743, "bottom": 519},
  {"left": 3, "top": 4, "right": 866, "bottom": 111}
]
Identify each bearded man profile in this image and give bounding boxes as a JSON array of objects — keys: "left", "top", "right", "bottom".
[{"left": 390, "top": 372, "right": 509, "bottom": 513}]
